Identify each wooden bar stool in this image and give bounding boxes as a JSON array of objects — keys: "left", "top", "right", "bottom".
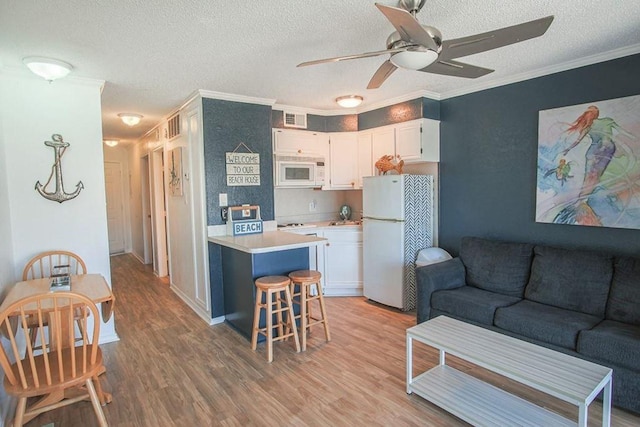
[
  {"left": 251, "top": 275, "right": 300, "bottom": 362},
  {"left": 289, "top": 270, "right": 331, "bottom": 351}
]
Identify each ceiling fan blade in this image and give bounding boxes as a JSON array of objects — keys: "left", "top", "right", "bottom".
[
  {"left": 375, "top": 3, "right": 439, "bottom": 51},
  {"left": 367, "top": 60, "right": 398, "bottom": 89},
  {"left": 440, "top": 16, "right": 554, "bottom": 61},
  {"left": 297, "top": 47, "right": 407, "bottom": 67},
  {"left": 419, "top": 59, "right": 494, "bottom": 78}
]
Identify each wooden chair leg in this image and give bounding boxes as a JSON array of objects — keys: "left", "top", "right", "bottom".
[
  {"left": 284, "top": 286, "right": 300, "bottom": 353},
  {"left": 251, "top": 288, "right": 262, "bottom": 351},
  {"left": 266, "top": 289, "right": 274, "bottom": 363},
  {"left": 299, "top": 283, "right": 308, "bottom": 351},
  {"left": 275, "top": 290, "right": 284, "bottom": 339},
  {"left": 317, "top": 281, "right": 331, "bottom": 342},
  {"left": 13, "top": 397, "right": 27, "bottom": 427},
  {"left": 86, "top": 378, "right": 109, "bottom": 427}
]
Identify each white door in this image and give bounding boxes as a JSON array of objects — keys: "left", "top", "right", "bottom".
[
  {"left": 104, "top": 161, "right": 125, "bottom": 254},
  {"left": 329, "top": 132, "right": 358, "bottom": 189},
  {"left": 363, "top": 175, "right": 405, "bottom": 220},
  {"left": 357, "top": 131, "right": 373, "bottom": 188},
  {"left": 371, "top": 127, "right": 396, "bottom": 167},
  {"left": 363, "top": 218, "right": 404, "bottom": 308},
  {"left": 395, "top": 120, "right": 422, "bottom": 161}
]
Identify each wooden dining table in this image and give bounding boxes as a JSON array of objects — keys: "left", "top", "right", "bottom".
[
  {"left": 0, "top": 273, "right": 115, "bottom": 322},
  {"left": 0, "top": 273, "right": 115, "bottom": 422}
]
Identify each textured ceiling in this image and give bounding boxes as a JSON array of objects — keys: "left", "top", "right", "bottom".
[{"left": 1, "top": 0, "right": 640, "bottom": 142}]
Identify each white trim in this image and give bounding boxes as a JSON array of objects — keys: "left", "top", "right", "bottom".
[
  {"left": 170, "top": 284, "right": 214, "bottom": 324},
  {"left": 440, "top": 44, "right": 640, "bottom": 100},
  {"left": 98, "top": 332, "right": 120, "bottom": 345},
  {"left": 209, "top": 315, "right": 225, "bottom": 326},
  {"left": 198, "top": 89, "right": 276, "bottom": 106}
]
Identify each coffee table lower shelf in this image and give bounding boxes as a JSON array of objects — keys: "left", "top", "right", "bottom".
[{"left": 410, "top": 365, "right": 574, "bottom": 427}]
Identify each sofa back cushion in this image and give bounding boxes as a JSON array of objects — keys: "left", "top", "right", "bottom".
[
  {"left": 606, "top": 257, "right": 640, "bottom": 325},
  {"left": 524, "top": 245, "right": 612, "bottom": 317},
  {"left": 459, "top": 237, "right": 534, "bottom": 298}
]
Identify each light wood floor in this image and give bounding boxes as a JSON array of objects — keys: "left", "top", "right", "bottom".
[{"left": 28, "top": 254, "right": 640, "bottom": 426}]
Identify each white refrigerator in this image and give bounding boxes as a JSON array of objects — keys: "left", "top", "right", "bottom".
[{"left": 362, "top": 174, "right": 434, "bottom": 310}]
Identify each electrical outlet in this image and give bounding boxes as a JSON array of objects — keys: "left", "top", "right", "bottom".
[
  {"left": 219, "top": 193, "right": 228, "bottom": 207},
  {"left": 309, "top": 199, "right": 317, "bottom": 212}
]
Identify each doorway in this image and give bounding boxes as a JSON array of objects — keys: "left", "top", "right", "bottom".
[
  {"left": 104, "top": 161, "right": 126, "bottom": 254},
  {"left": 140, "top": 150, "right": 169, "bottom": 276}
]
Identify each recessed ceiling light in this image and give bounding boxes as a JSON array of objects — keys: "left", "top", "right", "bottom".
[
  {"left": 118, "top": 113, "right": 143, "bottom": 126},
  {"left": 103, "top": 140, "right": 119, "bottom": 147},
  {"left": 22, "top": 56, "right": 73, "bottom": 81},
  {"left": 336, "top": 95, "right": 363, "bottom": 108}
]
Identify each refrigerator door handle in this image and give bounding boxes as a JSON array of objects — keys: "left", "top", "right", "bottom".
[{"left": 362, "top": 216, "right": 405, "bottom": 223}]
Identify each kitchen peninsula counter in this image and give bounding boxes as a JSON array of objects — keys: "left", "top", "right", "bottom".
[
  {"left": 208, "top": 230, "right": 326, "bottom": 340},
  {"left": 208, "top": 231, "right": 326, "bottom": 253}
]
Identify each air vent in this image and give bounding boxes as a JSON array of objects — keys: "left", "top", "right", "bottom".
[
  {"left": 167, "top": 114, "right": 180, "bottom": 139},
  {"left": 283, "top": 111, "right": 307, "bottom": 129}
]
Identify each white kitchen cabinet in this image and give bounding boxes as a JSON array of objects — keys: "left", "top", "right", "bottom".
[
  {"left": 357, "top": 131, "right": 373, "bottom": 188},
  {"left": 366, "top": 118, "right": 441, "bottom": 167},
  {"left": 273, "top": 128, "right": 326, "bottom": 156},
  {"left": 371, "top": 126, "right": 396, "bottom": 166},
  {"left": 322, "top": 228, "right": 363, "bottom": 296},
  {"left": 329, "top": 132, "right": 358, "bottom": 189}
]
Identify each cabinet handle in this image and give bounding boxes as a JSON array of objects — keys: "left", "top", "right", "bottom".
[
  {"left": 351, "top": 182, "right": 355, "bottom": 187},
  {"left": 298, "top": 149, "right": 302, "bottom": 154},
  {"left": 326, "top": 243, "right": 330, "bottom": 246}
]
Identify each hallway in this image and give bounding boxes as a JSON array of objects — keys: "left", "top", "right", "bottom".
[{"left": 27, "top": 254, "right": 640, "bottom": 426}]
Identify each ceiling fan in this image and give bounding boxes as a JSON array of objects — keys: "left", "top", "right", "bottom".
[{"left": 297, "top": 0, "right": 554, "bottom": 89}]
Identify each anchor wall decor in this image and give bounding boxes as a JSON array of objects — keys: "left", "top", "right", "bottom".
[{"left": 35, "top": 134, "right": 84, "bottom": 203}]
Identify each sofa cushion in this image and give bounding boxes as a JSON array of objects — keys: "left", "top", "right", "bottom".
[
  {"left": 494, "top": 300, "right": 602, "bottom": 349},
  {"left": 431, "top": 286, "right": 521, "bottom": 326},
  {"left": 578, "top": 320, "right": 640, "bottom": 372},
  {"left": 524, "top": 245, "right": 612, "bottom": 317},
  {"left": 606, "top": 257, "right": 640, "bottom": 325},
  {"left": 459, "top": 237, "right": 534, "bottom": 298}
]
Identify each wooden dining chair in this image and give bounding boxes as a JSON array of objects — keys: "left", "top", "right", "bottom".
[
  {"left": 0, "top": 292, "right": 109, "bottom": 426},
  {"left": 22, "top": 251, "right": 88, "bottom": 348},
  {"left": 22, "top": 250, "right": 87, "bottom": 280}
]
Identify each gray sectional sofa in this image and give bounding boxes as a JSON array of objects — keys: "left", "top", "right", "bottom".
[{"left": 415, "top": 236, "right": 640, "bottom": 414}]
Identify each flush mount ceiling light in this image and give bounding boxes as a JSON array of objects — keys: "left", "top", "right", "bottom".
[
  {"left": 390, "top": 50, "right": 439, "bottom": 70},
  {"left": 103, "top": 140, "right": 119, "bottom": 147},
  {"left": 118, "top": 113, "right": 143, "bottom": 127},
  {"left": 23, "top": 56, "right": 73, "bottom": 81},
  {"left": 336, "top": 95, "right": 363, "bottom": 108}
]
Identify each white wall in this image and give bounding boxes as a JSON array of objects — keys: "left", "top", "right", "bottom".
[
  {"left": 0, "top": 105, "right": 15, "bottom": 297},
  {"left": 0, "top": 71, "right": 117, "bottom": 343},
  {"left": 274, "top": 188, "right": 363, "bottom": 223}
]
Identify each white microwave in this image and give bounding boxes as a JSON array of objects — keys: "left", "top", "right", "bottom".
[{"left": 274, "top": 154, "right": 325, "bottom": 188}]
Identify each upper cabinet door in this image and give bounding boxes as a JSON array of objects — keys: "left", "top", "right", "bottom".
[
  {"left": 395, "top": 120, "right": 423, "bottom": 162},
  {"left": 420, "top": 118, "right": 440, "bottom": 162},
  {"left": 371, "top": 127, "right": 396, "bottom": 167},
  {"left": 273, "top": 128, "right": 324, "bottom": 155},
  {"left": 357, "top": 131, "right": 373, "bottom": 188},
  {"left": 329, "top": 132, "right": 358, "bottom": 189}
]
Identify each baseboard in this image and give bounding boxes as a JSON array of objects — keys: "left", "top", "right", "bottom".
[
  {"left": 131, "top": 252, "right": 145, "bottom": 264},
  {"left": 169, "top": 284, "right": 213, "bottom": 324},
  {"left": 99, "top": 331, "right": 120, "bottom": 345},
  {"left": 324, "top": 286, "right": 363, "bottom": 297},
  {"left": 210, "top": 315, "right": 225, "bottom": 326}
]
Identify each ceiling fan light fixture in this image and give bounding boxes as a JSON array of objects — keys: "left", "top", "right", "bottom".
[
  {"left": 23, "top": 57, "right": 73, "bottom": 81},
  {"left": 390, "top": 50, "right": 438, "bottom": 70},
  {"left": 336, "top": 95, "right": 363, "bottom": 108},
  {"left": 118, "top": 113, "right": 143, "bottom": 127},
  {"left": 103, "top": 140, "right": 119, "bottom": 147}
]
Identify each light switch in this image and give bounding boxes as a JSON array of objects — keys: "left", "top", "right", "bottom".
[{"left": 219, "top": 193, "right": 228, "bottom": 207}]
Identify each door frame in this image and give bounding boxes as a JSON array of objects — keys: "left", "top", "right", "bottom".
[{"left": 150, "top": 147, "right": 169, "bottom": 277}]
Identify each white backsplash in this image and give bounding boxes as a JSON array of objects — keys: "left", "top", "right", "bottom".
[{"left": 275, "top": 188, "right": 362, "bottom": 224}]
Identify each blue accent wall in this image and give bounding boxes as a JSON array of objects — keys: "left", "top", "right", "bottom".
[
  {"left": 359, "top": 98, "right": 423, "bottom": 130},
  {"left": 272, "top": 110, "right": 357, "bottom": 132},
  {"left": 439, "top": 54, "right": 640, "bottom": 256},
  {"left": 203, "top": 98, "right": 274, "bottom": 225}
]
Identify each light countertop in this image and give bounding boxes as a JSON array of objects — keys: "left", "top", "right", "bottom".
[{"left": 208, "top": 231, "right": 327, "bottom": 254}]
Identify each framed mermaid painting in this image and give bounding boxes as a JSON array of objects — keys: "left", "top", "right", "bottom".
[{"left": 536, "top": 94, "right": 640, "bottom": 229}]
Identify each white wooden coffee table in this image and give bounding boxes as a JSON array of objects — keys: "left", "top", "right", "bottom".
[{"left": 406, "top": 316, "right": 612, "bottom": 427}]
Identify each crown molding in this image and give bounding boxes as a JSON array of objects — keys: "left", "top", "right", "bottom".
[
  {"left": 356, "top": 89, "right": 440, "bottom": 114},
  {"left": 198, "top": 89, "right": 276, "bottom": 106},
  {"left": 440, "top": 43, "right": 640, "bottom": 100}
]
